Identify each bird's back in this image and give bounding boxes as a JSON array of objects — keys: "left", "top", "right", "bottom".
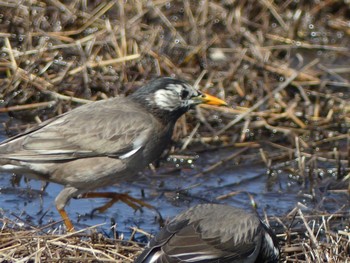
[
  {"left": 135, "top": 204, "right": 280, "bottom": 263},
  {"left": 0, "top": 97, "right": 171, "bottom": 180}
]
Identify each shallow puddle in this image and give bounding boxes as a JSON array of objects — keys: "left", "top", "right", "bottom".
[
  {"left": 0, "top": 116, "right": 348, "bottom": 240},
  {"left": 0, "top": 114, "right": 350, "bottom": 241}
]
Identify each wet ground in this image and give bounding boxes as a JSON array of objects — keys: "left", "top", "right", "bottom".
[{"left": 0, "top": 114, "right": 348, "bottom": 242}]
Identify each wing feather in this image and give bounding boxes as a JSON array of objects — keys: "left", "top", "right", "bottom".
[
  {"left": 0, "top": 98, "right": 155, "bottom": 161},
  {"left": 136, "top": 204, "right": 264, "bottom": 263}
]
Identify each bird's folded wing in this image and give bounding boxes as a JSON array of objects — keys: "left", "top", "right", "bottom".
[
  {"left": 140, "top": 219, "right": 258, "bottom": 263},
  {"left": 1, "top": 101, "right": 155, "bottom": 161}
]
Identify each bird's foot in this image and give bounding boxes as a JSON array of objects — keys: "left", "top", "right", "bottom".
[
  {"left": 78, "top": 192, "right": 158, "bottom": 218},
  {"left": 57, "top": 207, "right": 75, "bottom": 232}
]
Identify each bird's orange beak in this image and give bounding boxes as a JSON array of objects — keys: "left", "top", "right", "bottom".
[{"left": 199, "top": 93, "right": 227, "bottom": 106}]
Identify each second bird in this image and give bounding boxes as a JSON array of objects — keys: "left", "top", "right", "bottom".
[
  {"left": 0, "top": 77, "right": 226, "bottom": 230},
  {"left": 135, "top": 204, "right": 280, "bottom": 263}
]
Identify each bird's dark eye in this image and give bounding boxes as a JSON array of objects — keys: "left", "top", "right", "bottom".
[{"left": 180, "top": 89, "right": 189, "bottom": 99}]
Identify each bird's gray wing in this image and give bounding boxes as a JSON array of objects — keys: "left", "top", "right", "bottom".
[
  {"left": 134, "top": 219, "right": 190, "bottom": 263},
  {"left": 136, "top": 213, "right": 262, "bottom": 263},
  {"left": 0, "top": 99, "right": 156, "bottom": 161},
  {"left": 165, "top": 220, "right": 260, "bottom": 262}
]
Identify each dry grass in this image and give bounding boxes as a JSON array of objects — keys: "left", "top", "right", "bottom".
[
  {"left": 278, "top": 207, "right": 349, "bottom": 262},
  {"left": 0, "top": 219, "right": 143, "bottom": 262},
  {"left": 0, "top": 0, "right": 349, "bottom": 262},
  {"left": 0, "top": 205, "right": 349, "bottom": 262}
]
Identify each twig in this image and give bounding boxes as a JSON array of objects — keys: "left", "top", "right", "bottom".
[
  {"left": 194, "top": 147, "right": 250, "bottom": 177},
  {"left": 216, "top": 59, "right": 320, "bottom": 135}
]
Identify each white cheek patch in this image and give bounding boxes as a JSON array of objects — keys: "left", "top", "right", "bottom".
[
  {"left": 153, "top": 89, "right": 179, "bottom": 111},
  {"left": 166, "top": 84, "right": 185, "bottom": 93},
  {"left": 153, "top": 83, "right": 199, "bottom": 111}
]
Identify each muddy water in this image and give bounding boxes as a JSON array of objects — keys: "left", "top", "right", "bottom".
[{"left": 0, "top": 116, "right": 348, "bottom": 240}]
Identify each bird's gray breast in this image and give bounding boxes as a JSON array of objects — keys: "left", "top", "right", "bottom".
[{"left": 135, "top": 121, "right": 174, "bottom": 168}]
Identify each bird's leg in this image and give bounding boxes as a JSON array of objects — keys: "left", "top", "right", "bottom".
[
  {"left": 55, "top": 187, "right": 79, "bottom": 232},
  {"left": 57, "top": 206, "right": 75, "bottom": 232},
  {"left": 78, "top": 192, "right": 155, "bottom": 215},
  {"left": 10, "top": 173, "right": 22, "bottom": 187}
]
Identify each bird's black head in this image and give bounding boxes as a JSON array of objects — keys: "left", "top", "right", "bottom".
[{"left": 129, "top": 77, "right": 226, "bottom": 121}]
